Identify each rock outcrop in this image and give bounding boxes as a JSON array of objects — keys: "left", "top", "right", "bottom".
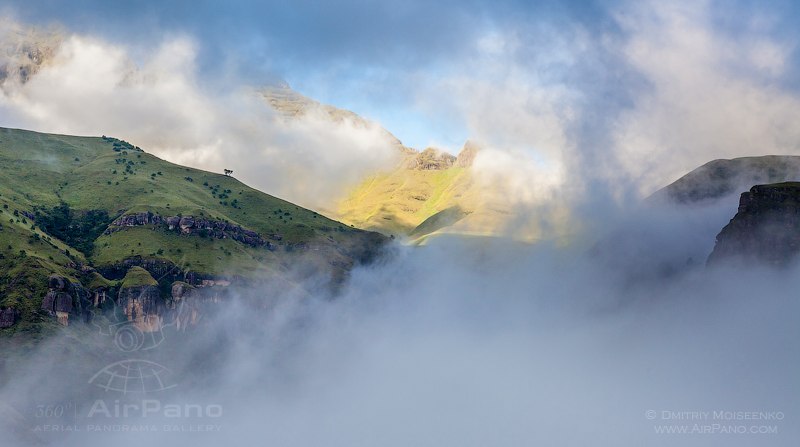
[
  {"left": 262, "top": 84, "right": 410, "bottom": 154},
  {"left": 41, "top": 275, "right": 73, "bottom": 325},
  {"left": 708, "top": 183, "right": 800, "bottom": 266},
  {"left": 455, "top": 141, "right": 480, "bottom": 168},
  {"left": 117, "top": 267, "right": 163, "bottom": 333},
  {"left": 406, "top": 147, "right": 457, "bottom": 170},
  {"left": 105, "top": 212, "right": 275, "bottom": 249},
  {"left": 40, "top": 275, "right": 89, "bottom": 325},
  {"left": 170, "top": 281, "right": 227, "bottom": 330},
  {"left": 99, "top": 257, "right": 200, "bottom": 284}
]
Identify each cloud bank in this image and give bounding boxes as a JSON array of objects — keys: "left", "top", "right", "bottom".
[
  {"left": 2, "top": 211, "right": 799, "bottom": 446},
  {"left": 0, "top": 22, "right": 399, "bottom": 210}
]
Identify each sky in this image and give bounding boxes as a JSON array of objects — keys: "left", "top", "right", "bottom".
[{"left": 2, "top": 0, "right": 800, "bottom": 209}]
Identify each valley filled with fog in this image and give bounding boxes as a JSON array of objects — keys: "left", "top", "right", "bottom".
[{"left": 3, "top": 194, "right": 798, "bottom": 446}]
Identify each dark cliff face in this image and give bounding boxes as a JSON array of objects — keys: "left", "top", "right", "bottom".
[
  {"left": 40, "top": 275, "right": 92, "bottom": 326},
  {"left": 708, "top": 183, "right": 800, "bottom": 266}
]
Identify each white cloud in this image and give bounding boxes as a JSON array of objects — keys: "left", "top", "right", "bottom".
[
  {"left": 612, "top": 0, "right": 800, "bottom": 195},
  {"left": 0, "top": 23, "right": 398, "bottom": 209}
]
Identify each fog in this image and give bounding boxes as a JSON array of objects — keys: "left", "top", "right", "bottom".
[
  {"left": 0, "top": 19, "right": 399, "bottom": 210},
  {"left": 1, "top": 194, "right": 798, "bottom": 447}
]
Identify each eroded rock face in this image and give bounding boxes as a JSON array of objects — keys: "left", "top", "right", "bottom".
[
  {"left": 708, "top": 183, "right": 800, "bottom": 266},
  {"left": 170, "top": 281, "right": 228, "bottom": 331},
  {"left": 105, "top": 212, "right": 272, "bottom": 248},
  {"left": 118, "top": 284, "right": 164, "bottom": 333},
  {"left": 113, "top": 212, "right": 164, "bottom": 227},
  {"left": 92, "top": 288, "right": 109, "bottom": 307},
  {"left": 0, "top": 308, "right": 19, "bottom": 328},
  {"left": 455, "top": 141, "right": 480, "bottom": 168},
  {"left": 99, "top": 257, "right": 214, "bottom": 286},
  {"left": 406, "top": 148, "right": 457, "bottom": 170},
  {"left": 41, "top": 275, "right": 75, "bottom": 326},
  {"left": 39, "top": 275, "right": 93, "bottom": 326}
]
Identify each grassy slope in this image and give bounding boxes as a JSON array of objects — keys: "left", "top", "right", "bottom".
[
  {"left": 335, "top": 166, "right": 473, "bottom": 236},
  {"left": 120, "top": 266, "right": 158, "bottom": 288},
  {"left": 0, "top": 126, "right": 385, "bottom": 334},
  {"left": 0, "top": 127, "right": 372, "bottom": 268},
  {"left": 332, "top": 159, "right": 525, "bottom": 242}
]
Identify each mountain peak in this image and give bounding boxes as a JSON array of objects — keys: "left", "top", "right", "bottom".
[
  {"left": 455, "top": 140, "right": 481, "bottom": 168},
  {"left": 260, "top": 85, "right": 409, "bottom": 152}
]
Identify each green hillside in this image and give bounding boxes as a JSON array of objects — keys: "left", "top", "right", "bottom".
[
  {"left": 0, "top": 127, "right": 387, "bottom": 336},
  {"left": 336, "top": 164, "right": 472, "bottom": 236}
]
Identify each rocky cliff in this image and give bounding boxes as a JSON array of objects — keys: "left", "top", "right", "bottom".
[
  {"left": 40, "top": 275, "right": 91, "bottom": 326},
  {"left": 116, "top": 267, "right": 163, "bottom": 332},
  {"left": 405, "top": 148, "right": 457, "bottom": 170},
  {"left": 105, "top": 212, "right": 277, "bottom": 249},
  {"left": 708, "top": 183, "right": 800, "bottom": 266}
]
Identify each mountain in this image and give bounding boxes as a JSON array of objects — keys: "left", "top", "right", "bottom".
[
  {"left": 334, "top": 141, "right": 491, "bottom": 239},
  {"left": 651, "top": 155, "right": 800, "bottom": 204},
  {"left": 0, "top": 127, "right": 388, "bottom": 336},
  {"left": 262, "top": 86, "right": 511, "bottom": 240},
  {"left": 333, "top": 139, "right": 541, "bottom": 241},
  {"left": 708, "top": 182, "right": 800, "bottom": 266},
  {"left": 262, "top": 84, "right": 413, "bottom": 154}
]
